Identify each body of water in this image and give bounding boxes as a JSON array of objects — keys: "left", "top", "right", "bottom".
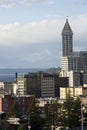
[{"left": 0, "top": 68, "right": 43, "bottom": 82}]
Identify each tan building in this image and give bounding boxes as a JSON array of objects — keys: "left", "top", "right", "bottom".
[
  {"left": 80, "top": 97, "right": 87, "bottom": 105},
  {"left": 0, "top": 82, "right": 4, "bottom": 89},
  {"left": 17, "top": 77, "right": 26, "bottom": 95},
  {"left": 60, "top": 87, "right": 83, "bottom": 99}
]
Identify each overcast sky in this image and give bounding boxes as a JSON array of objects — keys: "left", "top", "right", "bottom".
[{"left": 0, "top": 0, "right": 87, "bottom": 68}]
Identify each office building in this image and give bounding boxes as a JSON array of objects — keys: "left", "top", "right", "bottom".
[
  {"left": 61, "top": 19, "right": 87, "bottom": 72},
  {"left": 17, "top": 77, "right": 26, "bottom": 95},
  {"left": 41, "top": 74, "right": 55, "bottom": 98},
  {"left": 17, "top": 72, "right": 68, "bottom": 98},
  {"left": 60, "top": 87, "right": 83, "bottom": 99},
  {"left": 60, "top": 19, "right": 87, "bottom": 87}
]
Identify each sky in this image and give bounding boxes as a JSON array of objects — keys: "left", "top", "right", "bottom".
[{"left": 0, "top": 0, "right": 87, "bottom": 68}]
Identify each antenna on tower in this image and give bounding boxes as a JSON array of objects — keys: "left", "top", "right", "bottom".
[{"left": 66, "top": 16, "right": 69, "bottom": 21}]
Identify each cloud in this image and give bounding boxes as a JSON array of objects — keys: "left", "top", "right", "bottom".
[
  {"left": 0, "top": 14, "right": 87, "bottom": 68},
  {"left": 23, "top": 0, "right": 47, "bottom": 4},
  {"left": 28, "top": 50, "right": 51, "bottom": 62},
  {"left": 0, "top": 0, "right": 55, "bottom": 8},
  {"left": 0, "top": 20, "right": 59, "bottom": 46},
  {"left": 70, "top": 14, "right": 87, "bottom": 50},
  {"left": 23, "top": 0, "right": 56, "bottom": 5},
  {"left": 0, "top": 0, "right": 16, "bottom": 8},
  {"left": 0, "top": 15, "right": 87, "bottom": 50},
  {"left": 48, "top": 1, "right": 56, "bottom": 5},
  {"left": 0, "top": 14, "right": 87, "bottom": 46}
]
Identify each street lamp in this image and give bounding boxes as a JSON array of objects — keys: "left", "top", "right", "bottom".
[
  {"left": 51, "top": 112, "right": 55, "bottom": 130},
  {"left": 51, "top": 125, "right": 55, "bottom": 130},
  {"left": 27, "top": 112, "right": 34, "bottom": 130},
  {"left": 28, "top": 125, "right": 31, "bottom": 130},
  {"left": 81, "top": 103, "right": 85, "bottom": 130},
  {"left": 28, "top": 114, "right": 31, "bottom": 130}
]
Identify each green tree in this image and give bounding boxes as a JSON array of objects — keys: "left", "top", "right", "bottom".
[
  {"left": 9, "top": 98, "right": 21, "bottom": 117},
  {"left": 45, "top": 101, "right": 61, "bottom": 130},
  {"left": 18, "top": 124, "right": 26, "bottom": 130},
  {"left": 29, "top": 106, "right": 45, "bottom": 130},
  {"left": 60, "top": 96, "right": 81, "bottom": 128},
  {"left": 19, "top": 100, "right": 45, "bottom": 130}
]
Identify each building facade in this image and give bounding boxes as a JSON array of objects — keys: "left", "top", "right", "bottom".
[
  {"left": 17, "top": 72, "right": 68, "bottom": 98},
  {"left": 60, "top": 19, "right": 87, "bottom": 87},
  {"left": 0, "top": 94, "right": 35, "bottom": 113},
  {"left": 60, "top": 87, "right": 83, "bottom": 99},
  {"left": 17, "top": 77, "right": 26, "bottom": 95},
  {"left": 41, "top": 75, "right": 55, "bottom": 98},
  {"left": 61, "top": 19, "right": 87, "bottom": 72}
]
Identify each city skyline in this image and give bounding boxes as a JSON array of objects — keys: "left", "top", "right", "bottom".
[{"left": 0, "top": 0, "right": 87, "bottom": 68}]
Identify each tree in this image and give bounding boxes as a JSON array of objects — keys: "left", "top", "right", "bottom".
[
  {"left": 18, "top": 124, "right": 26, "bottom": 130},
  {"left": 45, "top": 101, "right": 61, "bottom": 130},
  {"left": 29, "top": 106, "right": 45, "bottom": 130},
  {"left": 19, "top": 100, "right": 45, "bottom": 130},
  {"left": 60, "top": 96, "right": 81, "bottom": 128},
  {"left": 9, "top": 98, "right": 21, "bottom": 117}
]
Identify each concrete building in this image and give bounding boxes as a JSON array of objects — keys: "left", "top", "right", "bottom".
[
  {"left": 17, "top": 77, "right": 26, "bottom": 95},
  {"left": 17, "top": 72, "right": 68, "bottom": 98},
  {"left": 41, "top": 73, "right": 69, "bottom": 98},
  {"left": 62, "top": 19, "right": 73, "bottom": 57},
  {"left": 60, "top": 87, "right": 83, "bottom": 99},
  {"left": 61, "top": 19, "right": 87, "bottom": 72},
  {"left": 0, "top": 82, "right": 4, "bottom": 89},
  {"left": 24, "top": 73, "right": 41, "bottom": 97},
  {"left": 0, "top": 82, "right": 18, "bottom": 95},
  {"left": 60, "top": 71, "right": 80, "bottom": 87},
  {"left": 41, "top": 74, "right": 55, "bottom": 98},
  {"left": 60, "top": 19, "right": 87, "bottom": 87}
]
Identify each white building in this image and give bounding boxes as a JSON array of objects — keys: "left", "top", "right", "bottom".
[
  {"left": 13, "top": 83, "right": 18, "bottom": 95},
  {"left": 0, "top": 82, "right": 4, "bottom": 89},
  {"left": 60, "top": 19, "right": 87, "bottom": 87},
  {"left": 61, "top": 19, "right": 87, "bottom": 72}
]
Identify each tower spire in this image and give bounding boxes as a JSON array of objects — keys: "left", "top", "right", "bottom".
[
  {"left": 61, "top": 19, "right": 73, "bottom": 56},
  {"left": 62, "top": 19, "right": 73, "bottom": 35},
  {"left": 66, "top": 16, "right": 69, "bottom": 22}
]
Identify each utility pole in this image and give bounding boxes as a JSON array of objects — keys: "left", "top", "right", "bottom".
[{"left": 81, "top": 103, "right": 84, "bottom": 130}]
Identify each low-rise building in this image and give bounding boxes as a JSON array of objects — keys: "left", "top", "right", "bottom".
[
  {"left": 0, "top": 82, "right": 18, "bottom": 95},
  {"left": 0, "top": 94, "right": 35, "bottom": 114},
  {"left": 60, "top": 87, "right": 83, "bottom": 99},
  {"left": 0, "top": 82, "right": 4, "bottom": 89}
]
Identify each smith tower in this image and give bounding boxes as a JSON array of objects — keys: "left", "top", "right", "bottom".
[
  {"left": 60, "top": 19, "right": 87, "bottom": 87},
  {"left": 62, "top": 19, "right": 73, "bottom": 56},
  {"left": 61, "top": 19, "right": 79, "bottom": 71}
]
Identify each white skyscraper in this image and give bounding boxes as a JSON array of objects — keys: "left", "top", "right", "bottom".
[
  {"left": 60, "top": 19, "right": 87, "bottom": 87},
  {"left": 61, "top": 19, "right": 87, "bottom": 72}
]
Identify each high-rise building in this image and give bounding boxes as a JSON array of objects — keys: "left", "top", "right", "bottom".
[
  {"left": 17, "top": 77, "right": 26, "bottom": 95},
  {"left": 62, "top": 19, "right": 73, "bottom": 56},
  {"left": 61, "top": 19, "right": 87, "bottom": 72},
  {"left": 60, "top": 19, "right": 87, "bottom": 87},
  {"left": 17, "top": 72, "right": 68, "bottom": 98}
]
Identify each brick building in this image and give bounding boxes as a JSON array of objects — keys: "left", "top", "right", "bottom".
[{"left": 0, "top": 94, "right": 35, "bottom": 114}]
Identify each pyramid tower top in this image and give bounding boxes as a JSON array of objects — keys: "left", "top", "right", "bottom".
[{"left": 62, "top": 19, "right": 73, "bottom": 35}]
